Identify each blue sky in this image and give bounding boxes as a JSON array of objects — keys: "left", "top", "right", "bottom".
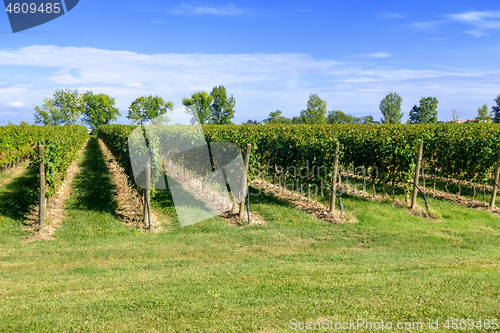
[{"left": 1, "top": 0, "right": 500, "bottom": 125}]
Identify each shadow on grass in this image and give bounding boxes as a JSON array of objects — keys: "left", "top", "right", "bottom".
[
  {"left": 0, "top": 168, "right": 38, "bottom": 221},
  {"left": 68, "top": 137, "right": 119, "bottom": 214}
]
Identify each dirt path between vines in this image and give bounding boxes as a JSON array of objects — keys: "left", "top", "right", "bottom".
[
  {"left": 0, "top": 162, "right": 29, "bottom": 187},
  {"left": 24, "top": 140, "right": 88, "bottom": 242},
  {"left": 250, "top": 179, "right": 354, "bottom": 224},
  {"left": 98, "top": 138, "right": 167, "bottom": 231}
]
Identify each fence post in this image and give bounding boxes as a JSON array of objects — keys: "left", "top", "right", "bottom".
[
  {"left": 411, "top": 140, "right": 423, "bottom": 209},
  {"left": 330, "top": 141, "right": 340, "bottom": 213},
  {"left": 39, "top": 145, "right": 46, "bottom": 230},
  {"left": 144, "top": 160, "right": 151, "bottom": 229},
  {"left": 239, "top": 144, "right": 252, "bottom": 219},
  {"left": 490, "top": 145, "right": 500, "bottom": 208}
]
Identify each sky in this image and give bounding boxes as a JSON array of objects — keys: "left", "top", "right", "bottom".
[{"left": 1, "top": 0, "right": 500, "bottom": 125}]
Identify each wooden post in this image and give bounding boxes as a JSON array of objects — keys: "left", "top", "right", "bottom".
[
  {"left": 330, "top": 141, "right": 340, "bottom": 213},
  {"left": 489, "top": 144, "right": 500, "bottom": 208},
  {"left": 411, "top": 140, "right": 423, "bottom": 209},
  {"left": 39, "top": 145, "right": 46, "bottom": 229},
  {"left": 239, "top": 144, "right": 251, "bottom": 219},
  {"left": 144, "top": 160, "right": 151, "bottom": 229}
]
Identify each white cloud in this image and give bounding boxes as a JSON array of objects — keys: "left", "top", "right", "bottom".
[
  {"left": 448, "top": 11, "right": 500, "bottom": 37},
  {"left": 7, "top": 101, "right": 24, "bottom": 107},
  {"left": 0, "top": 45, "right": 499, "bottom": 124},
  {"left": 359, "top": 52, "right": 392, "bottom": 59},
  {"left": 171, "top": 4, "right": 243, "bottom": 16}
]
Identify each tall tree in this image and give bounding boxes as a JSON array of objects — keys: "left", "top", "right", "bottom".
[
  {"left": 182, "top": 91, "right": 213, "bottom": 124},
  {"left": 82, "top": 91, "right": 120, "bottom": 130},
  {"left": 127, "top": 95, "right": 174, "bottom": 125},
  {"left": 210, "top": 86, "right": 235, "bottom": 124},
  {"left": 492, "top": 94, "right": 500, "bottom": 123},
  {"left": 476, "top": 103, "right": 492, "bottom": 123},
  {"left": 327, "top": 110, "right": 362, "bottom": 124},
  {"left": 408, "top": 97, "right": 439, "bottom": 124},
  {"left": 264, "top": 109, "right": 292, "bottom": 124},
  {"left": 299, "top": 93, "right": 327, "bottom": 124},
  {"left": 379, "top": 92, "right": 403, "bottom": 124},
  {"left": 34, "top": 89, "right": 84, "bottom": 125}
]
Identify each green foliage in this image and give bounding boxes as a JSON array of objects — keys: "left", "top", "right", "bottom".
[
  {"left": 493, "top": 94, "right": 500, "bottom": 123},
  {"left": 34, "top": 89, "right": 85, "bottom": 125},
  {"left": 379, "top": 92, "right": 403, "bottom": 124},
  {"left": 127, "top": 95, "right": 174, "bottom": 125},
  {"left": 210, "top": 86, "right": 235, "bottom": 124},
  {"left": 82, "top": 91, "right": 120, "bottom": 130},
  {"left": 327, "top": 110, "right": 362, "bottom": 124},
  {"left": 263, "top": 109, "right": 292, "bottom": 124},
  {"left": 409, "top": 97, "right": 438, "bottom": 124},
  {"left": 182, "top": 91, "right": 213, "bottom": 124},
  {"left": 476, "top": 103, "right": 493, "bottom": 123},
  {"left": 26, "top": 125, "right": 88, "bottom": 197},
  {"left": 244, "top": 119, "right": 261, "bottom": 125},
  {"left": 298, "top": 93, "right": 327, "bottom": 124}
]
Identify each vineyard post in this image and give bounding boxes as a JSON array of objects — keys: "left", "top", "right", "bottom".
[
  {"left": 39, "top": 144, "right": 46, "bottom": 229},
  {"left": 239, "top": 144, "right": 252, "bottom": 219},
  {"left": 330, "top": 141, "right": 340, "bottom": 213},
  {"left": 489, "top": 144, "right": 500, "bottom": 208},
  {"left": 411, "top": 140, "right": 423, "bottom": 209},
  {"left": 144, "top": 159, "right": 151, "bottom": 229}
]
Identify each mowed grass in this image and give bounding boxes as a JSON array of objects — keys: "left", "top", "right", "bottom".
[{"left": 0, "top": 139, "right": 499, "bottom": 332}]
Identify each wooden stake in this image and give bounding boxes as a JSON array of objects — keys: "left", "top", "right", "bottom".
[
  {"left": 144, "top": 160, "right": 151, "bottom": 229},
  {"left": 330, "top": 142, "right": 340, "bottom": 213},
  {"left": 489, "top": 144, "right": 500, "bottom": 208},
  {"left": 411, "top": 140, "right": 423, "bottom": 209},
  {"left": 39, "top": 145, "right": 46, "bottom": 229},
  {"left": 239, "top": 144, "right": 251, "bottom": 220}
]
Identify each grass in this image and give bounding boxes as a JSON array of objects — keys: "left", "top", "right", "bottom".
[{"left": 0, "top": 139, "right": 499, "bottom": 332}]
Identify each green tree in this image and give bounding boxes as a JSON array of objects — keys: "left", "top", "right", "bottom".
[
  {"left": 19, "top": 120, "right": 29, "bottom": 126},
  {"left": 492, "top": 94, "right": 500, "bottom": 123},
  {"left": 82, "top": 91, "right": 120, "bottom": 130},
  {"left": 476, "top": 103, "right": 492, "bottom": 123},
  {"left": 244, "top": 119, "right": 260, "bottom": 125},
  {"left": 408, "top": 97, "right": 439, "bottom": 124},
  {"left": 379, "top": 92, "right": 403, "bottom": 124},
  {"left": 210, "top": 86, "right": 235, "bottom": 124},
  {"left": 34, "top": 89, "right": 84, "bottom": 125},
  {"left": 327, "top": 110, "right": 361, "bottom": 124},
  {"left": 182, "top": 91, "right": 213, "bottom": 124},
  {"left": 299, "top": 93, "right": 327, "bottom": 124},
  {"left": 264, "top": 109, "right": 292, "bottom": 124},
  {"left": 361, "top": 115, "right": 377, "bottom": 125},
  {"left": 127, "top": 95, "right": 174, "bottom": 125}
]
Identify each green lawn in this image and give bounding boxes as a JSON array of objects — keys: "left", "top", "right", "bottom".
[{"left": 0, "top": 137, "right": 499, "bottom": 332}]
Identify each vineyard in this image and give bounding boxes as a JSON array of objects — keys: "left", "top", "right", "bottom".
[
  {"left": 98, "top": 123, "right": 500, "bottom": 212},
  {"left": 1, "top": 123, "right": 499, "bottom": 331}
]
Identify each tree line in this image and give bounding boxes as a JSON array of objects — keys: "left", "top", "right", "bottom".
[
  {"left": 31, "top": 88, "right": 500, "bottom": 128},
  {"left": 33, "top": 85, "right": 236, "bottom": 128},
  {"left": 254, "top": 92, "right": 500, "bottom": 125}
]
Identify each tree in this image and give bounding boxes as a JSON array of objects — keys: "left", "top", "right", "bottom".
[
  {"left": 82, "top": 91, "right": 120, "bottom": 130},
  {"left": 299, "top": 93, "right": 327, "bottom": 124},
  {"left": 19, "top": 120, "right": 29, "bottom": 126},
  {"left": 244, "top": 119, "right": 260, "bottom": 125},
  {"left": 379, "top": 92, "right": 403, "bottom": 124},
  {"left": 476, "top": 103, "right": 492, "bottom": 123},
  {"left": 182, "top": 91, "right": 213, "bottom": 125},
  {"left": 327, "top": 110, "right": 362, "bottom": 124},
  {"left": 450, "top": 107, "right": 461, "bottom": 122},
  {"left": 361, "top": 115, "right": 377, "bottom": 125},
  {"left": 210, "top": 86, "right": 235, "bottom": 124},
  {"left": 263, "top": 109, "right": 292, "bottom": 124},
  {"left": 408, "top": 97, "right": 439, "bottom": 124},
  {"left": 127, "top": 95, "right": 174, "bottom": 125},
  {"left": 34, "top": 89, "right": 85, "bottom": 125},
  {"left": 492, "top": 94, "right": 500, "bottom": 123}
]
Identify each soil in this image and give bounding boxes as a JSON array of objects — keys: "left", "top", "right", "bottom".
[
  {"left": 24, "top": 140, "right": 88, "bottom": 242},
  {"left": 98, "top": 138, "right": 167, "bottom": 231},
  {"left": 250, "top": 179, "right": 355, "bottom": 224}
]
